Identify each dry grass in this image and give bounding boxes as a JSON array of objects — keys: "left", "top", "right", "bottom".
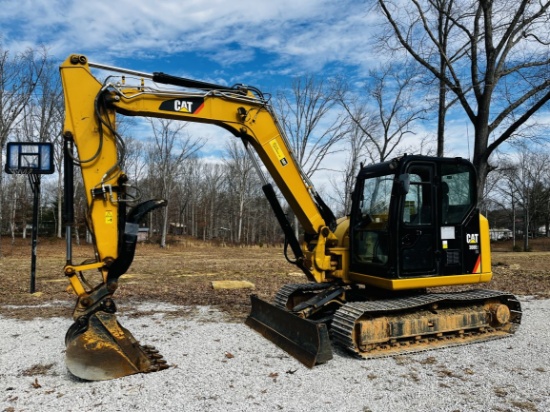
[
  {"left": 0, "top": 237, "right": 298, "bottom": 321},
  {"left": 21, "top": 363, "right": 56, "bottom": 377},
  {"left": 1, "top": 236, "right": 550, "bottom": 321}
]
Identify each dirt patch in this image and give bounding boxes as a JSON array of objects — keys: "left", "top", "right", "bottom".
[
  {"left": 0, "top": 237, "right": 297, "bottom": 321},
  {"left": 1, "top": 237, "right": 550, "bottom": 321}
]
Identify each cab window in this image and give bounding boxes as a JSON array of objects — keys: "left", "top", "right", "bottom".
[
  {"left": 353, "top": 176, "right": 393, "bottom": 266},
  {"left": 441, "top": 164, "right": 474, "bottom": 224},
  {"left": 402, "top": 167, "right": 432, "bottom": 226}
]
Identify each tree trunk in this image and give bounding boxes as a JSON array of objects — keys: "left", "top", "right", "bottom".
[
  {"left": 523, "top": 204, "right": 529, "bottom": 252},
  {"left": 237, "top": 197, "right": 244, "bottom": 243},
  {"left": 437, "top": 77, "right": 446, "bottom": 157},
  {"left": 472, "top": 124, "right": 491, "bottom": 201},
  {"left": 160, "top": 207, "right": 168, "bottom": 248},
  {"left": 57, "top": 173, "right": 63, "bottom": 238}
]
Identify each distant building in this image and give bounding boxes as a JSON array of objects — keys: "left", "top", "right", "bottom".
[
  {"left": 169, "top": 222, "right": 186, "bottom": 235},
  {"left": 138, "top": 228, "right": 149, "bottom": 242},
  {"left": 489, "top": 228, "right": 512, "bottom": 241}
]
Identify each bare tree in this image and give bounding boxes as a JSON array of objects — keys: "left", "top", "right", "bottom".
[
  {"left": 276, "top": 75, "right": 347, "bottom": 235},
  {"left": 19, "top": 57, "right": 63, "bottom": 237},
  {"left": 328, "top": 119, "right": 370, "bottom": 216},
  {"left": 0, "top": 45, "right": 47, "bottom": 162},
  {"left": 120, "top": 134, "right": 147, "bottom": 182},
  {"left": 145, "top": 118, "right": 203, "bottom": 248},
  {"left": 197, "top": 163, "right": 225, "bottom": 241},
  {"left": 5, "top": 171, "right": 30, "bottom": 242},
  {"left": 376, "top": 0, "right": 550, "bottom": 198},
  {"left": 338, "top": 64, "right": 427, "bottom": 164},
  {"left": 0, "top": 45, "right": 47, "bottom": 254},
  {"left": 276, "top": 75, "right": 347, "bottom": 178},
  {"left": 329, "top": 64, "right": 426, "bottom": 214},
  {"left": 421, "top": 0, "right": 464, "bottom": 156},
  {"left": 489, "top": 163, "right": 519, "bottom": 248},
  {"left": 223, "top": 140, "right": 257, "bottom": 243},
  {"left": 495, "top": 143, "right": 550, "bottom": 251},
  {"left": 180, "top": 157, "right": 204, "bottom": 238}
]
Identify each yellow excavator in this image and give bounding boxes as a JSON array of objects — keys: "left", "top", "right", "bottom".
[{"left": 60, "top": 54, "right": 521, "bottom": 381}]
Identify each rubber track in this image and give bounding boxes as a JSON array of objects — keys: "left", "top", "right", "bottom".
[
  {"left": 273, "top": 283, "right": 332, "bottom": 309},
  {"left": 331, "top": 289, "right": 522, "bottom": 359}
]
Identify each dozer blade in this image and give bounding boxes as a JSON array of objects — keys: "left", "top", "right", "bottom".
[
  {"left": 65, "top": 311, "right": 168, "bottom": 381},
  {"left": 245, "top": 295, "right": 333, "bottom": 367}
]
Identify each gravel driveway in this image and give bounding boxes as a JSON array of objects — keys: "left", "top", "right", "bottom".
[{"left": 1, "top": 298, "right": 549, "bottom": 412}]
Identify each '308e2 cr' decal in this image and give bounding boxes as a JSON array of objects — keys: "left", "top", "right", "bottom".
[{"left": 466, "top": 233, "right": 480, "bottom": 251}]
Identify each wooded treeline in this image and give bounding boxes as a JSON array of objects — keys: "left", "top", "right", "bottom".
[{"left": 1, "top": 0, "right": 549, "bottom": 252}]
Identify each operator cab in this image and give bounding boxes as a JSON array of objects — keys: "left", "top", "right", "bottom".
[{"left": 349, "top": 155, "right": 482, "bottom": 288}]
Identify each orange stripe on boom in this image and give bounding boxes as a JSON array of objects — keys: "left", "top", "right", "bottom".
[{"left": 195, "top": 102, "right": 204, "bottom": 114}]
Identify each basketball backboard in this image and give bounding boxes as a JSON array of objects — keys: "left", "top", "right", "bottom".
[{"left": 5, "top": 142, "right": 55, "bottom": 174}]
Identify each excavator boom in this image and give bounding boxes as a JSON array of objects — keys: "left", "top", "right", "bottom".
[{"left": 60, "top": 54, "right": 341, "bottom": 380}]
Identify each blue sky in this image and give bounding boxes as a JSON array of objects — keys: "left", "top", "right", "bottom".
[
  {"left": 3, "top": 1, "right": 548, "bottom": 172},
  {"left": 1, "top": 0, "right": 390, "bottom": 193},
  {"left": 1, "top": 0, "right": 375, "bottom": 93},
  {"left": 4, "top": 0, "right": 502, "bottom": 196},
  {"left": 0, "top": 0, "right": 396, "bottom": 194}
]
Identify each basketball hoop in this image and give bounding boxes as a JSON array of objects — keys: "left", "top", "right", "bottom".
[
  {"left": 4, "top": 142, "right": 54, "bottom": 294},
  {"left": 5, "top": 167, "right": 34, "bottom": 179}
]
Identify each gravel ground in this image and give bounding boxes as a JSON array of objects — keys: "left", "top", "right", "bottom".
[{"left": 1, "top": 298, "right": 549, "bottom": 412}]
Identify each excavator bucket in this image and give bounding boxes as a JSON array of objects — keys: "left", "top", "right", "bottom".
[
  {"left": 245, "top": 295, "right": 333, "bottom": 367},
  {"left": 63, "top": 199, "right": 170, "bottom": 381},
  {"left": 65, "top": 311, "right": 168, "bottom": 381}
]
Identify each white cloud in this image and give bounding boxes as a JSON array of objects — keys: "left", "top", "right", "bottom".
[
  {"left": 1, "top": 0, "right": 377, "bottom": 76},
  {"left": 0, "top": 0, "right": 441, "bottom": 195}
]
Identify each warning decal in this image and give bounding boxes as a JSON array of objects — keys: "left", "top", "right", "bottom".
[{"left": 269, "top": 140, "right": 288, "bottom": 166}]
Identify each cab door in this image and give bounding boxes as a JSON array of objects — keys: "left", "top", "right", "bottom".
[{"left": 399, "top": 163, "right": 438, "bottom": 276}]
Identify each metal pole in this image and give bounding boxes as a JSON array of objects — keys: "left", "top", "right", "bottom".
[
  {"left": 64, "top": 135, "right": 74, "bottom": 265},
  {"left": 29, "top": 174, "right": 40, "bottom": 294}
]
